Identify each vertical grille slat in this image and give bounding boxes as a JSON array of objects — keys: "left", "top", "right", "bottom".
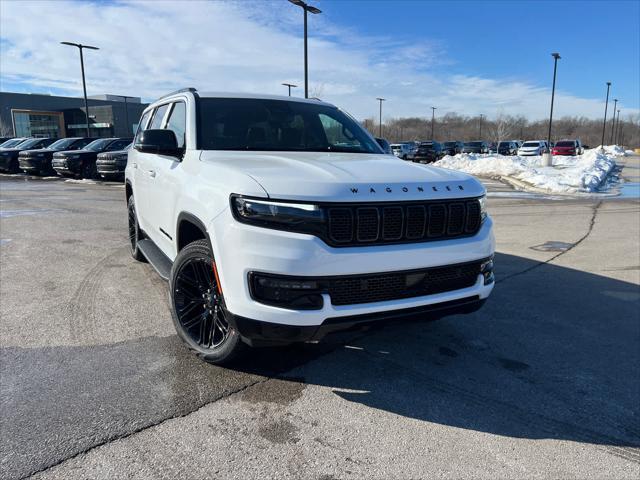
[
  {"left": 382, "top": 207, "right": 404, "bottom": 240},
  {"left": 328, "top": 208, "right": 354, "bottom": 243},
  {"left": 357, "top": 208, "right": 380, "bottom": 242},
  {"left": 326, "top": 198, "right": 483, "bottom": 246}
]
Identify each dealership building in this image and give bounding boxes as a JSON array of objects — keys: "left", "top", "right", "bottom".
[{"left": 0, "top": 91, "right": 148, "bottom": 139}]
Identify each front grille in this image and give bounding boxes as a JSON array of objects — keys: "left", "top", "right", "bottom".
[
  {"left": 327, "top": 260, "right": 482, "bottom": 305},
  {"left": 327, "top": 198, "right": 482, "bottom": 246}
]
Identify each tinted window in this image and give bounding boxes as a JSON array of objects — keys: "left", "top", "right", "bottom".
[
  {"left": 522, "top": 142, "right": 541, "bottom": 147},
  {"left": 108, "top": 139, "right": 132, "bottom": 151},
  {"left": 149, "top": 104, "right": 170, "bottom": 130},
  {"left": 71, "top": 138, "right": 93, "bottom": 149},
  {"left": 136, "top": 111, "right": 151, "bottom": 136},
  {"left": 465, "top": 142, "right": 483, "bottom": 147},
  {"left": 84, "top": 139, "right": 113, "bottom": 151},
  {"left": 165, "top": 102, "right": 186, "bottom": 149},
  {"left": 48, "top": 138, "right": 79, "bottom": 149},
  {"left": 198, "top": 98, "right": 381, "bottom": 154},
  {"left": 555, "top": 141, "right": 575, "bottom": 147},
  {"left": 16, "top": 138, "right": 44, "bottom": 149},
  {"left": 0, "top": 138, "right": 25, "bottom": 148}
]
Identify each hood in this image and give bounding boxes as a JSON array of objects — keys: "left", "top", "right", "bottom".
[
  {"left": 54, "top": 149, "right": 95, "bottom": 158},
  {"left": 20, "top": 148, "right": 55, "bottom": 157},
  {"left": 199, "top": 151, "right": 484, "bottom": 202},
  {"left": 98, "top": 149, "right": 128, "bottom": 158}
]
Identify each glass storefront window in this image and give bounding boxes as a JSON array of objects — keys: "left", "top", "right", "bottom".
[{"left": 13, "top": 111, "right": 63, "bottom": 138}]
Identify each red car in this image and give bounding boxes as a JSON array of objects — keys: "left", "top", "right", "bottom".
[{"left": 552, "top": 140, "right": 583, "bottom": 156}]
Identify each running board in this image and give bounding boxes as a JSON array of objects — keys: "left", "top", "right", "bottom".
[{"left": 137, "top": 239, "right": 173, "bottom": 281}]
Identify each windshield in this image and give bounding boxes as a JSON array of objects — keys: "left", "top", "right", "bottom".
[
  {"left": 498, "top": 142, "right": 511, "bottom": 147},
  {"left": 198, "top": 98, "right": 382, "bottom": 154},
  {"left": 84, "top": 139, "right": 113, "bottom": 151},
  {"left": 522, "top": 142, "right": 540, "bottom": 147},
  {"left": 465, "top": 142, "right": 483, "bottom": 147},
  {"left": 443, "top": 142, "right": 456, "bottom": 147},
  {"left": 0, "top": 138, "right": 25, "bottom": 148},
  {"left": 555, "top": 141, "right": 575, "bottom": 147},
  {"left": 17, "top": 138, "right": 47, "bottom": 149},
  {"left": 48, "top": 138, "right": 79, "bottom": 149}
]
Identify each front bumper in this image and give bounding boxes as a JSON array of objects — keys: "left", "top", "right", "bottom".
[
  {"left": 52, "top": 159, "right": 80, "bottom": 175},
  {"left": 96, "top": 159, "right": 126, "bottom": 178},
  {"left": 209, "top": 208, "right": 495, "bottom": 331},
  {"left": 19, "top": 157, "right": 48, "bottom": 172},
  {"left": 0, "top": 154, "right": 18, "bottom": 171},
  {"left": 228, "top": 295, "right": 486, "bottom": 346}
]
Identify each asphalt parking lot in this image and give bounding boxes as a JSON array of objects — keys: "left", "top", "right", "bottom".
[{"left": 1, "top": 158, "right": 639, "bottom": 479}]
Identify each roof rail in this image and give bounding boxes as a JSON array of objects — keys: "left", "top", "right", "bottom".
[{"left": 157, "top": 87, "right": 197, "bottom": 100}]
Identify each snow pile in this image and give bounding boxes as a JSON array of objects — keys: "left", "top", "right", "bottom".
[
  {"left": 589, "top": 145, "right": 626, "bottom": 156},
  {"left": 434, "top": 150, "right": 617, "bottom": 193}
]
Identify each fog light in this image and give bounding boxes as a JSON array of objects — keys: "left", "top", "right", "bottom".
[
  {"left": 480, "top": 257, "right": 495, "bottom": 285},
  {"left": 250, "top": 273, "right": 324, "bottom": 310}
]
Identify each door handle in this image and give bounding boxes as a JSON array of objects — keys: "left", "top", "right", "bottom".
[{"left": 148, "top": 170, "right": 156, "bottom": 178}]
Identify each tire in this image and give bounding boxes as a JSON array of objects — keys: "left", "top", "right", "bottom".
[
  {"left": 169, "top": 239, "right": 245, "bottom": 365},
  {"left": 82, "top": 161, "right": 97, "bottom": 180},
  {"left": 127, "top": 196, "right": 146, "bottom": 262}
]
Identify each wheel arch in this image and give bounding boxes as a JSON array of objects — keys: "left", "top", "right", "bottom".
[{"left": 176, "top": 212, "right": 213, "bottom": 253}]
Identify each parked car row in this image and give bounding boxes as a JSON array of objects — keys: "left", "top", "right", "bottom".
[
  {"left": 385, "top": 137, "right": 585, "bottom": 160},
  {"left": 0, "top": 137, "right": 131, "bottom": 179}
]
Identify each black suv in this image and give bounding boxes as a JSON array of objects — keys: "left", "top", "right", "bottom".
[
  {"left": 413, "top": 141, "right": 444, "bottom": 163},
  {"left": 0, "top": 138, "right": 55, "bottom": 173},
  {"left": 497, "top": 141, "right": 518, "bottom": 156},
  {"left": 96, "top": 143, "right": 132, "bottom": 180},
  {"left": 19, "top": 138, "right": 95, "bottom": 175},
  {"left": 462, "top": 141, "right": 490, "bottom": 154},
  {"left": 53, "top": 137, "right": 132, "bottom": 179},
  {"left": 442, "top": 141, "right": 464, "bottom": 156}
]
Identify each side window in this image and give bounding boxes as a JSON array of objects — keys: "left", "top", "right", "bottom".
[
  {"left": 319, "top": 113, "right": 359, "bottom": 148},
  {"left": 73, "top": 139, "right": 92, "bottom": 149},
  {"left": 134, "top": 110, "right": 152, "bottom": 142},
  {"left": 149, "top": 104, "right": 170, "bottom": 130},
  {"left": 165, "top": 102, "right": 186, "bottom": 149}
]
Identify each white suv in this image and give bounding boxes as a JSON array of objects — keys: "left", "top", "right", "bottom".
[
  {"left": 517, "top": 140, "right": 547, "bottom": 156},
  {"left": 126, "top": 89, "right": 495, "bottom": 364}
]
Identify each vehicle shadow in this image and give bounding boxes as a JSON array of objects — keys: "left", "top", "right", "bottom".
[{"left": 235, "top": 252, "right": 640, "bottom": 450}]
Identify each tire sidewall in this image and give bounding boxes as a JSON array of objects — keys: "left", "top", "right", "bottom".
[
  {"left": 127, "top": 196, "right": 145, "bottom": 261},
  {"left": 169, "top": 240, "right": 243, "bottom": 364}
]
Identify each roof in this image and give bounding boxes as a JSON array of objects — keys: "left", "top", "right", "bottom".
[{"left": 159, "top": 89, "right": 335, "bottom": 108}]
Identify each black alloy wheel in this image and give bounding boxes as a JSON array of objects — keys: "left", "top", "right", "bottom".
[
  {"left": 127, "top": 196, "right": 146, "bottom": 261},
  {"left": 170, "top": 240, "right": 244, "bottom": 364}
]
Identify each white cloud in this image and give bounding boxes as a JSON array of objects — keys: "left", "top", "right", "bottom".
[{"left": 0, "top": 0, "right": 634, "bottom": 121}]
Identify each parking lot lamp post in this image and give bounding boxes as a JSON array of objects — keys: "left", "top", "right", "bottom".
[
  {"left": 479, "top": 114, "right": 484, "bottom": 138},
  {"left": 376, "top": 97, "right": 385, "bottom": 137},
  {"left": 546, "top": 53, "right": 561, "bottom": 154},
  {"left": 431, "top": 107, "right": 437, "bottom": 139},
  {"left": 615, "top": 109, "right": 621, "bottom": 145},
  {"left": 288, "top": 0, "right": 322, "bottom": 99},
  {"left": 601, "top": 82, "right": 611, "bottom": 151},
  {"left": 282, "top": 83, "right": 297, "bottom": 97},
  {"left": 60, "top": 42, "right": 99, "bottom": 137},
  {"left": 609, "top": 99, "right": 618, "bottom": 144}
]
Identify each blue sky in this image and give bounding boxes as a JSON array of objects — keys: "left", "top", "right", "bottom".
[
  {"left": 328, "top": 0, "right": 639, "bottom": 108},
  {"left": 1, "top": 0, "right": 638, "bottom": 121}
]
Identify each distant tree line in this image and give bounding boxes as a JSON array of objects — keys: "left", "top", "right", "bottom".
[{"left": 362, "top": 113, "right": 640, "bottom": 148}]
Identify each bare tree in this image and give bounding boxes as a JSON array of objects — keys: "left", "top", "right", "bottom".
[
  {"left": 487, "top": 111, "right": 512, "bottom": 153},
  {"left": 0, "top": 117, "right": 13, "bottom": 137}
]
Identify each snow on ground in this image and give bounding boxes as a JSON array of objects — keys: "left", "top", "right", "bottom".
[{"left": 433, "top": 147, "right": 622, "bottom": 194}]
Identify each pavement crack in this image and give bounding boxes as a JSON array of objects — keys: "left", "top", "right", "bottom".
[{"left": 497, "top": 200, "right": 603, "bottom": 284}]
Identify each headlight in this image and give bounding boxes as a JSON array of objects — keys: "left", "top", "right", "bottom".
[
  {"left": 479, "top": 195, "right": 488, "bottom": 221},
  {"left": 230, "top": 195, "right": 325, "bottom": 235}
]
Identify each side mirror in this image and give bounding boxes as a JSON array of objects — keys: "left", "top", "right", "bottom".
[{"left": 134, "top": 129, "right": 180, "bottom": 157}]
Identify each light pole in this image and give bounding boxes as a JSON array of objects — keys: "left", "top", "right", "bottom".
[
  {"left": 615, "top": 109, "right": 621, "bottom": 145},
  {"left": 430, "top": 106, "right": 437, "bottom": 139},
  {"left": 282, "top": 83, "right": 297, "bottom": 97},
  {"left": 546, "top": 53, "right": 561, "bottom": 153},
  {"left": 113, "top": 95, "right": 136, "bottom": 135},
  {"left": 609, "top": 99, "right": 618, "bottom": 144},
  {"left": 376, "top": 97, "right": 385, "bottom": 137},
  {"left": 601, "top": 82, "right": 611, "bottom": 150},
  {"left": 61, "top": 41, "right": 99, "bottom": 137},
  {"left": 479, "top": 114, "right": 485, "bottom": 138},
  {"left": 288, "top": 0, "right": 322, "bottom": 99}
]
